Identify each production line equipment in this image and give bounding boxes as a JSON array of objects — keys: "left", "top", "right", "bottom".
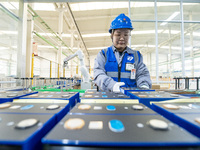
[{"left": 63, "top": 50, "right": 91, "bottom": 90}]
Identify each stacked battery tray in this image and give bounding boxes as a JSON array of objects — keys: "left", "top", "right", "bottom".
[
  {"left": 120, "top": 87, "right": 155, "bottom": 95},
  {"left": 81, "top": 90, "right": 130, "bottom": 99},
  {"left": 0, "top": 90, "right": 38, "bottom": 103},
  {"left": 127, "top": 90, "right": 189, "bottom": 106},
  {"left": 155, "top": 89, "right": 200, "bottom": 98},
  {"left": 0, "top": 91, "right": 79, "bottom": 150},
  {"left": 1, "top": 88, "right": 200, "bottom": 149},
  {"left": 151, "top": 98, "right": 200, "bottom": 138},
  {"left": 20, "top": 91, "right": 80, "bottom": 106},
  {"left": 42, "top": 98, "right": 200, "bottom": 149}
]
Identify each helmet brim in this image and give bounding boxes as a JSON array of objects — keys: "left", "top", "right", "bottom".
[{"left": 109, "top": 27, "right": 134, "bottom": 33}]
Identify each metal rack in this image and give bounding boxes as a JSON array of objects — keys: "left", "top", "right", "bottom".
[{"left": 174, "top": 77, "right": 199, "bottom": 90}]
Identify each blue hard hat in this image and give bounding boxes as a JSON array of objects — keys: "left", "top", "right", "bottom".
[{"left": 109, "top": 13, "right": 134, "bottom": 33}]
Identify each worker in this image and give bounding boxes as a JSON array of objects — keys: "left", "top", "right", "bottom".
[{"left": 93, "top": 13, "right": 152, "bottom": 93}]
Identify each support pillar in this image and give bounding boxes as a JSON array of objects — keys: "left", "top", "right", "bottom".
[
  {"left": 17, "top": 1, "right": 27, "bottom": 81},
  {"left": 26, "top": 18, "right": 34, "bottom": 77}
]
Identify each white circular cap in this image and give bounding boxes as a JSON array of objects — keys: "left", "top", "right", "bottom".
[
  {"left": 69, "top": 92, "right": 75, "bottom": 94},
  {"left": 78, "top": 104, "right": 91, "bottom": 110},
  {"left": 64, "top": 118, "right": 85, "bottom": 130},
  {"left": 29, "top": 94, "right": 39, "bottom": 97},
  {"left": 61, "top": 95, "right": 70, "bottom": 98},
  {"left": 138, "top": 95, "right": 147, "bottom": 98},
  {"left": 85, "top": 95, "right": 93, "bottom": 98},
  {"left": 0, "top": 103, "right": 11, "bottom": 109},
  {"left": 131, "top": 92, "right": 138, "bottom": 94},
  {"left": 170, "top": 94, "right": 179, "bottom": 97},
  {"left": 148, "top": 119, "right": 168, "bottom": 130},
  {"left": 15, "top": 118, "right": 39, "bottom": 129},
  {"left": 46, "top": 105, "right": 60, "bottom": 110},
  {"left": 163, "top": 104, "right": 179, "bottom": 110},
  {"left": 7, "top": 94, "right": 18, "bottom": 97},
  {"left": 195, "top": 118, "right": 200, "bottom": 124},
  {"left": 132, "top": 105, "right": 144, "bottom": 110},
  {"left": 118, "top": 95, "right": 125, "bottom": 98}
]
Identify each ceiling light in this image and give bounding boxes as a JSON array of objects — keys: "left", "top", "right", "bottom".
[
  {"left": 0, "top": 47, "right": 9, "bottom": 50},
  {"left": 192, "top": 32, "right": 200, "bottom": 37},
  {"left": 70, "top": 1, "right": 181, "bottom": 12},
  {"left": 70, "top": 2, "right": 128, "bottom": 11},
  {"left": 82, "top": 33, "right": 110, "bottom": 38},
  {"left": 33, "top": 3, "right": 55, "bottom": 11},
  {"left": 11, "top": 46, "right": 17, "bottom": 49},
  {"left": 132, "top": 2, "right": 154, "bottom": 7},
  {"left": 34, "top": 32, "right": 78, "bottom": 38},
  {"left": 87, "top": 47, "right": 107, "bottom": 50},
  {"left": 132, "top": 30, "right": 156, "bottom": 34},
  {"left": 160, "top": 46, "right": 191, "bottom": 51},
  {"left": 37, "top": 45, "right": 78, "bottom": 50},
  {"left": 0, "top": 30, "right": 17, "bottom": 35},
  {"left": 38, "top": 45, "right": 54, "bottom": 49}
]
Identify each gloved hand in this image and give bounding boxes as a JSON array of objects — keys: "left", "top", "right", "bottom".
[
  {"left": 140, "top": 85, "right": 149, "bottom": 89},
  {"left": 113, "top": 82, "right": 125, "bottom": 93}
]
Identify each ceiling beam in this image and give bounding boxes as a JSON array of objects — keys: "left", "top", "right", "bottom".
[{"left": 63, "top": 2, "right": 90, "bottom": 61}]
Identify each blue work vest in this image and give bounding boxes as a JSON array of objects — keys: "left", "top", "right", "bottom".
[{"left": 102, "top": 46, "right": 140, "bottom": 88}]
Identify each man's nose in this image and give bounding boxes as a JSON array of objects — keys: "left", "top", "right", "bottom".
[{"left": 119, "top": 35, "right": 125, "bottom": 40}]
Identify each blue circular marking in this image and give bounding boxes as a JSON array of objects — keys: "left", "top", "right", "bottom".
[
  {"left": 106, "top": 105, "right": 116, "bottom": 111},
  {"left": 109, "top": 119, "right": 125, "bottom": 132},
  {"left": 102, "top": 95, "right": 108, "bottom": 98}
]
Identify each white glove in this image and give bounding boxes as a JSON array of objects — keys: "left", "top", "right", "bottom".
[
  {"left": 113, "top": 82, "right": 125, "bottom": 93},
  {"left": 140, "top": 85, "right": 149, "bottom": 89}
]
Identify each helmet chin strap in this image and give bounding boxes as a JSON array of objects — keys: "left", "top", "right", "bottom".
[{"left": 110, "top": 29, "right": 114, "bottom": 42}]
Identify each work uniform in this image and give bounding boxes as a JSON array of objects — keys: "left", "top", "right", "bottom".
[{"left": 94, "top": 45, "right": 152, "bottom": 91}]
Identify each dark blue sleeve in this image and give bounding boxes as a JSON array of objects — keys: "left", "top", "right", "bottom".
[
  {"left": 137, "top": 51, "right": 140, "bottom": 63},
  {"left": 101, "top": 49, "right": 105, "bottom": 57}
]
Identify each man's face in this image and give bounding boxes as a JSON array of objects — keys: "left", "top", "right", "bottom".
[{"left": 112, "top": 29, "right": 131, "bottom": 52}]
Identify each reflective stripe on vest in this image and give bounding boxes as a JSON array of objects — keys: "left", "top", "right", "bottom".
[{"left": 107, "top": 72, "right": 130, "bottom": 78}]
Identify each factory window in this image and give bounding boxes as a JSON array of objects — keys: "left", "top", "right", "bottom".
[
  {"left": 0, "top": 2, "right": 19, "bottom": 78},
  {"left": 130, "top": 1, "right": 200, "bottom": 88}
]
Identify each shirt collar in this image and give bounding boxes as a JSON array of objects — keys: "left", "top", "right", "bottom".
[{"left": 111, "top": 45, "right": 132, "bottom": 54}]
